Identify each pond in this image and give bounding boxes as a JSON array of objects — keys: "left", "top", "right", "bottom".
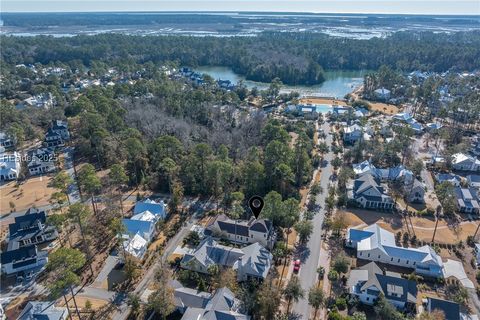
[{"left": 195, "top": 66, "right": 368, "bottom": 98}]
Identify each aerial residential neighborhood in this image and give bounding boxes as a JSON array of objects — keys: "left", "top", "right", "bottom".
[{"left": 1, "top": 6, "right": 480, "bottom": 320}]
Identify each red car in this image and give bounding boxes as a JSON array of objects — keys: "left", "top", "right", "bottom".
[{"left": 293, "top": 259, "right": 301, "bottom": 273}]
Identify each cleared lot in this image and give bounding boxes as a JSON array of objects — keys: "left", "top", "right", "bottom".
[{"left": 0, "top": 175, "right": 58, "bottom": 215}]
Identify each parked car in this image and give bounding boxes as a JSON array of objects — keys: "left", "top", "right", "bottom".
[{"left": 293, "top": 259, "right": 301, "bottom": 273}]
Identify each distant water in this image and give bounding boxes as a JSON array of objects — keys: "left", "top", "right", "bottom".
[{"left": 195, "top": 66, "right": 367, "bottom": 98}]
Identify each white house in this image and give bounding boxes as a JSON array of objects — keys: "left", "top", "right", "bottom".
[
  {"left": 454, "top": 187, "right": 480, "bottom": 214},
  {"left": 467, "top": 175, "right": 480, "bottom": 189},
  {"left": 205, "top": 214, "right": 276, "bottom": 249},
  {"left": 27, "top": 148, "right": 56, "bottom": 176},
  {"left": 0, "top": 132, "right": 15, "bottom": 149},
  {"left": 452, "top": 153, "right": 480, "bottom": 172},
  {"left": 374, "top": 87, "right": 391, "bottom": 100},
  {"left": 0, "top": 245, "right": 48, "bottom": 276},
  {"left": 0, "top": 151, "right": 21, "bottom": 181},
  {"left": 346, "top": 224, "right": 444, "bottom": 278},
  {"left": 18, "top": 301, "right": 68, "bottom": 320},
  {"left": 347, "top": 173, "right": 395, "bottom": 210},
  {"left": 343, "top": 124, "right": 364, "bottom": 144},
  {"left": 347, "top": 262, "right": 417, "bottom": 310}
]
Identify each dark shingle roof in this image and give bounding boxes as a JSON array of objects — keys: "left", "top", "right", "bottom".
[
  {"left": 9, "top": 210, "right": 46, "bottom": 235},
  {"left": 0, "top": 245, "right": 38, "bottom": 264},
  {"left": 428, "top": 298, "right": 460, "bottom": 320}
]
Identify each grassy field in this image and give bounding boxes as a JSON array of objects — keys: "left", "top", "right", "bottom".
[
  {"left": 342, "top": 209, "right": 478, "bottom": 244},
  {"left": 0, "top": 175, "right": 58, "bottom": 214}
]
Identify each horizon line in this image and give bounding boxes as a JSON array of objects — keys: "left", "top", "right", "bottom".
[{"left": 1, "top": 10, "right": 480, "bottom": 16}]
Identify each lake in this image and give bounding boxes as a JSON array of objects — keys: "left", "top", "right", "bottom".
[{"left": 195, "top": 66, "right": 368, "bottom": 98}]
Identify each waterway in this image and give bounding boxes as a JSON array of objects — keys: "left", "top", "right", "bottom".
[{"left": 195, "top": 66, "right": 368, "bottom": 98}]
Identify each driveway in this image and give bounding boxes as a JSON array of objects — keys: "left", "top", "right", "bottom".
[
  {"left": 443, "top": 259, "right": 474, "bottom": 289},
  {"left": 91, "top": 253, "right": 120, "bottom": 289},
  {"left": 293, "top": 121, "right": 335, "bottom": 318}
]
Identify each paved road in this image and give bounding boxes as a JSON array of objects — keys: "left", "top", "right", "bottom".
[
  {"left": 293, "top": 121, "right": 335, "bottom": 319},
  {"left": 110, "top": 210, "right": 201, "bottom": 319}
]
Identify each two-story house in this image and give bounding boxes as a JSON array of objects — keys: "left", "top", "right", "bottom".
[
  {"left": 7, "top": 208, "right": 58, "bottom": 251},
  {"left": 27, "top": 147, "right": 56, "bottom": 176},
  {"left": 347, "top": 173, "right": 395, "bottom": 210},
  {"left": 348, "top": 262, "right": 417, "bottom": 310},
  {"left": 181, "top": 237, "right": 272, "bottom": 281},
  {"left": 454, "top": 187, "right": 480, "bottom": 214},
  {"left": 205, "top": 214, "right": 276, "bottom": 249},
  {"left": 0, "top": 245, "right": 48, "bottom": 276},
  {"left": 0, "top": 151, "right": 21, "bottom": 181},
  {"left": 346, "top": 224, "right": 444, "bottom": 278}
]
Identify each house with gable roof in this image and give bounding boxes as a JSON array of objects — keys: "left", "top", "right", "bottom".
[
  {"left": 176, "top": 285, "right": 250, "bottom": 320},
  {"left": 7, "top": 208, "right": 58, "bottom": 251},
  {"left": 0, "top": 151, "right": 20, "bottom": 181},
  {"left": 452, "top": 153, "right": 480, "bottom": 172},
  {"left": 454, "top": 187, "right": 480, "bottom": 214},
  {"left": 18, "top": 301, "right": 68, "bottom": 320},
  {"left": 27, "top": 147, "right": 56, "bottom": 176},
  {"left": 205, "top": 214, "right": 276, "bottom": 249},
  {"left": 348, "top": 262, "right": 417, "bottom": 310},
  {"left": 347, "top": 173, "right": 395, "bottom": 210},
  {"left": 0, "top": 245, "right": 48, "bottom": 276},
  {"left": 346, "top": 224, "right": 444, "bottom": 278},
  {"left": 133, "top": 198, "right": 167, "bottom": 220},
  {"left": 181, "top": 237, "right": 272, "bottom": 281}
]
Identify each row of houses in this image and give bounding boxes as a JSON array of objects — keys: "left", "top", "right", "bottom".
[
  {"left": 0, "top": 120, "right": 69, "bottom": 182},
  {"left": 347, "top": 261, "right": 470, "bottom": 320},
  {"left": 0, "top": 208, "right": 58, "bottom": 278},
  {"left": 346, "top": 224, "right": 476, "bottom": 319},
  {"left": 348, "top": 161, "right": 425, "bottom": 210}
]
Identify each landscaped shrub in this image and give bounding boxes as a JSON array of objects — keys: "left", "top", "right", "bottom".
[
  {"left": 328, "top": 270, "right": 339, "bottom": 281},
  {"left": 335, "top": 298, "right": 347, "bottom": 310}
]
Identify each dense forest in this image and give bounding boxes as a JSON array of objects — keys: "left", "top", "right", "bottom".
[{"left": 2, "top": 31, "right": 480, "bottom": 85}]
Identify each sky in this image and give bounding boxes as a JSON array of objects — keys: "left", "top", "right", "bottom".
[{"left": 2, "top": 0, "right": 480, "bottom": 15}]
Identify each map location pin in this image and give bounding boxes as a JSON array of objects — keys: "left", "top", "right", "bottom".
[{"left": 248, "top": 195, "right": 264, "bottom": 219}]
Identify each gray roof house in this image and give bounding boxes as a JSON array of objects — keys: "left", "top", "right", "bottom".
[
  {"left": 405, "top": 179, "right": 425, "bottom": 203},
  {"left": 51, "top": 120, "right": 70, "bottom": 140},
  {"left": 454, "top": 187, "right": 480, "bottom": 214},
  {"left": 343, "top": 124, "right": 365, "bottom": 144},
  {"left": 18, "top": 301, "right": 68, "bottom": 320},
  {"left": 452, "top": 153, "right": 480, "bottom": 172},
  {"left": 0, "top": 245, "right": 48, "bottom": 276},
  {"left": 179, "top": 286, "right": 250, "bottom": 320},
  {"left": 348, "top": 262, "right": 417, "bottom": 309},
  {"left": 27, "top": 147, "right": 56, "bottom": 176},
  {"left": 7, "top": 208, "right": 58, "bottom": 251},
  {"left": 347, "top": 173, "right": 395, "bottom": 210},
  {"left": 424, "top": 297, "right": 460, "bottom": 320},
  {"left": 0, "top": 132, "right": 15, "bottom": 149},
  {"left": 467, "top": 175, "right": 480, "bottom": 189},
  {"left": 435, "top": 173, "right": 461, "bottom": 187},
  {"left": 346, "top": 224, "right": 444, "bottom": 278},
  {"left": 205, "top": 214, "right": 276, "bottom": 249},
  {"left": 181, "top": 237, "right": 272, "bottom": 281}
]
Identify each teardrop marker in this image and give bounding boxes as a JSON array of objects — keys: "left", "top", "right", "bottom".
[{"left": 248, "top": 195, "right": 264, "bottom": 219}]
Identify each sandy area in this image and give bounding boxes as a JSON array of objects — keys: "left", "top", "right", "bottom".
[
  {"left": 0, "top": 175, "right": 58, "bottom": 214},
  {"left": 299, "top": 97, "right": 348, "bottom": 106},
  {"left": 342, "top": 209, "right": 478, "bottom": 244},
  {"left": 367, "top": 101, "right": 400, "bottom": 114}
]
